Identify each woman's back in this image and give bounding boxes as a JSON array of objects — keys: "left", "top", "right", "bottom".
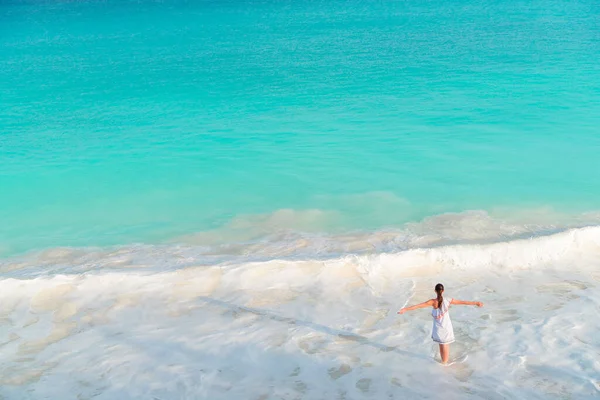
[{"left": 431, "top": 297, "right": 454, "bottom": 344}]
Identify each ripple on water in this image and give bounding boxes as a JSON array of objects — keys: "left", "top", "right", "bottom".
[
  {"left": 328, "top": 364, "right": 352, "bottom": 380},
  {"left": 355, "top": 378, "right": 371, "bottom": 393}
]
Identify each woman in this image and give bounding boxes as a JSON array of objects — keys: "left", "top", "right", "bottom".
[{"left": 397, "top": 283, "right": 483, "bottom": 364}]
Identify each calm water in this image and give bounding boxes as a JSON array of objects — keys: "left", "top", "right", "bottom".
[
  {"left": 1, "top": 1, "right": 600, "bottom": 398},
  {"left": 2, "top": 0, "right": 600, "bottom": 255}
]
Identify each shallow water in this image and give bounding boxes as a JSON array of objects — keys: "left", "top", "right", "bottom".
[{"left": 1, "top": 223, "right": 600, "bottom": 398}]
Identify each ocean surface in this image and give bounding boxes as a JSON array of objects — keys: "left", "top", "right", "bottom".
[{"left": 1, "top": 0, "right": 600, "bottom": 398}]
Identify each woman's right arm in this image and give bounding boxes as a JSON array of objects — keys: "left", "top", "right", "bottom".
[{"left": 451, "top": 299, "right": 483, "bottom": 307}]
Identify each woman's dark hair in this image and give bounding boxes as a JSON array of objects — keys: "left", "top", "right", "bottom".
[{"left": 435, "top": 283, "right": 444, "bottom": 309}]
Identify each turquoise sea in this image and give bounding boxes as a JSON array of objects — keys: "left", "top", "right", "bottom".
[
  {"left": 1, "top": 1, "right": 600, "bottom": 399},
  {"left": 2, "top": 0, "right": 600, "bottom": 255}
]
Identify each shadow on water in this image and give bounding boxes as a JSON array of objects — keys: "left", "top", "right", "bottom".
[
  {"left": 5, "top": 295, "right": 434, "bottom": 399},
  {"left": 197, "top": 296, "right": 430, "bottom": 362},
  {"left": 80, "top": 298, "right": 430, "bottom": 400}
]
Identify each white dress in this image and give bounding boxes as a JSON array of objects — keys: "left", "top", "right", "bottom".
[{"left": 431, "top": 297, "right": 455, "bottom": 344}]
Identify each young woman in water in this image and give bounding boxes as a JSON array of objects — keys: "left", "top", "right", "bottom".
[{"left": 397, "top": 283, "right": 483, "bottom": 364}]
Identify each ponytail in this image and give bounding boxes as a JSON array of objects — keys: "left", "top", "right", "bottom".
[{"left": 435, "top": 283, "right": 444, "bottom": 309}]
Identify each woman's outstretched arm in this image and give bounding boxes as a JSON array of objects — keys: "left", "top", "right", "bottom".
[
  {"left": 398, "top": 299, "right": 435, "bottom": 314},
  {"left": 451, "top": 299, "right": 483, "bottom": 307}
]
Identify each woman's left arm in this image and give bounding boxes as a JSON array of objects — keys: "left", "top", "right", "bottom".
[{"left": 398, "top": 299, "right": 435, "bottom": 314}]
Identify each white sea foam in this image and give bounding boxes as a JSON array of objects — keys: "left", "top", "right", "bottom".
[
  {"left": 167, "top": 208, "right": 600, "bottom": 264},
  {"left": 0, "top": 218, "right": 599, "bottom": 398}
]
